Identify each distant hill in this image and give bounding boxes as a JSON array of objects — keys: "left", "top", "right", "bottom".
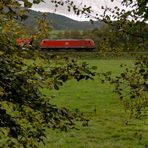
[{"left": 21, "top": 10, "right": 103, "bottom": 30}]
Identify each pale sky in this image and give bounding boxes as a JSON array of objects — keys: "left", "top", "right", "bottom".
[{"left": 30, "top": 0, "right": 124, "bottom": 21}]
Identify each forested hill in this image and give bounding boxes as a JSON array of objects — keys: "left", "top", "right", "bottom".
[{"left": 21, "top": 10, "right": 103, "bottom": 30}]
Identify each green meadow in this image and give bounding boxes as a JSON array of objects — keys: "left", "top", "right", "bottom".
[{"left": 40, "top": 59, "right": 148, "bottom": 148}]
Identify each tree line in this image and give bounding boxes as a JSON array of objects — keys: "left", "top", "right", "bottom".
[{"left": 56, "top": 22, "right": 148, "bottom": 52}]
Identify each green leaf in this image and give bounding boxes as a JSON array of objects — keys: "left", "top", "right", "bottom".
[{"left": 24, "top": 1, "right": 33, "bottom": 8}]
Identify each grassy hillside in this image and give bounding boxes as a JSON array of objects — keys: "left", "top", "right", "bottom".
[{"left": 22, "top": 10, "right": 103, "bottom": 30}]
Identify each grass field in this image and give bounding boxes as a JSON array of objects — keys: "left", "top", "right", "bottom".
[{"left": 40, "top": 59, "right": 148, "bottom": 148}]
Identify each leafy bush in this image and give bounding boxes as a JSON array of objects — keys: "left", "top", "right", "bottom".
[{"left": 0, "top": 46, "right": 95, "bottom": 147}]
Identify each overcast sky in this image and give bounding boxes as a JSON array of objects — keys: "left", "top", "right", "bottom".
[{"left": 30, "top": 0, "right": 124, "bottom": 21}]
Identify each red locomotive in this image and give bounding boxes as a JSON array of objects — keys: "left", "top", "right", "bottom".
[{"left": 39, "top": 39, "right": 95, "bottom": 51}]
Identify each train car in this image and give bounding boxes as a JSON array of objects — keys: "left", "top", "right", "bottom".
[
  {"left": 16, "top": 37, "right": 33, "bottom": 47},
  {"left": 39, "top": 39, "right": 95, "bottom": 51},
  {"left": 16, "top": 33, "right": 39, "bottom": 47}
]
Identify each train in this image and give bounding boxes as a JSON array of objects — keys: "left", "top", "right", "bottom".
[
  {"left": 39, "top": 39, "right": 95, "bottom": 51},
  {"left": 16, "top": 38, "right": 96, "bottom": 51}
]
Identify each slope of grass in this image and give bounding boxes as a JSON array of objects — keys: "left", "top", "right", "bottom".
[{"left": 40, "top": 59, "right": 148, "bottom": 148}]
